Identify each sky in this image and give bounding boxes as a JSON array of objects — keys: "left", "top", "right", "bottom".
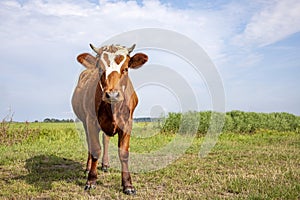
[{"left": 0, "top": 0, "right": 299, "bottom": 122}]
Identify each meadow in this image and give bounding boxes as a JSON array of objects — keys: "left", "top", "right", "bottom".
[{"left": 0, "top": 112, "right": 299, "bottom": 199}]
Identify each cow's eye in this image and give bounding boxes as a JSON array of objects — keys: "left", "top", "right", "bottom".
[{"left": 122, "top": 68, "right": 128, "bottom": 73}]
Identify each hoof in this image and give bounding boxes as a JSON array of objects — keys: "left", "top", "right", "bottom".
[
  {"left": 123, "top": 187, "right": 136, "bottom": 195},
  {"left": 101, "top": 164, "right": 109, "bottom": 172},
  {"left": 84, "top": 181, "right": 96, "bottom": 190},
  {"left": 84, "top": 184, "right": 96, "bottom": 190}
]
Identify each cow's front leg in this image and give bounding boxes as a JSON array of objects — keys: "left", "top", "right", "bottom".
[
  {"left": 85, "top": 152, "right": 92, "bottom": 175},
  {"left": 83, "top": 123, "right": 92, "bottom": 175},
  {"left": 101, "top": 133, "right": 110, "bottom": 172},
  {"left": 118, "top": 132, "right": 136, "bottom": 195},
  {"left": 85, "top": 156, "right": 99, "bottom": 190},
  {"left": 85, "top": 119, "right": 101, "bottom": 190}
]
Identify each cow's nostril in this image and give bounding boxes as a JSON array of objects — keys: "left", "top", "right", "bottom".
[{"left": 106, "top": 92, "right": 111, "bottom": 99}]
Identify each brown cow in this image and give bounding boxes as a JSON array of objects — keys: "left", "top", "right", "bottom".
[{"left": 72, "top": 44, "right": 148, "bottom": 195}]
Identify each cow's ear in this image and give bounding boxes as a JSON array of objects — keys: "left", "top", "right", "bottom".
[
  {"left": 129, "top": 53, "right": 148, "bottom": 69},
  {"left": 77, "top": 53, "right": 97, "bottom": 69}
]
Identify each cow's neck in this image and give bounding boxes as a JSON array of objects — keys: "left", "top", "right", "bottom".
[
  {"left": 106, "top": 102, "right": 127, "bottom": 121},
  {"left": 107, "top": 102, "right": 129, "bottom": 134}
]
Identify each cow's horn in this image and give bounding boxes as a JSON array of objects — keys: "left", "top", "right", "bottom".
[
  {"left": 90, "top": 43, "right": 101, "bottom": 54},
  {"left": 128, "top": 44, "right": 136, "bottom": 53}
]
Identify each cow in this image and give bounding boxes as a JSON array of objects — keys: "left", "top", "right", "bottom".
[{"left": 72, "top": 44, "right": 148, "bottom": 195}]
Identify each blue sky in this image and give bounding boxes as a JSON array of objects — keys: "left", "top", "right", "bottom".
[{"left": 0, "top": 0, "right": 299, "bottom": 121}]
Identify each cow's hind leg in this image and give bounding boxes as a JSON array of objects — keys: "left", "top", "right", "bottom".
[{"left": 84, "top": 119, "right": 101, "bottom": 190}]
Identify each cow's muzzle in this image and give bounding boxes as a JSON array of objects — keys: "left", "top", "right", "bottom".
[{"left": 104, "top": 90, "right": 124, "bottom": 104}]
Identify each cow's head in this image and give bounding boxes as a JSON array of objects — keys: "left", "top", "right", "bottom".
[{"left": 90, "top": 44, "right": 148, "bottom": 104}]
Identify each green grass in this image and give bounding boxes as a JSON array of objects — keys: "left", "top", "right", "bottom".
[{"left": 0, "top": 122, "right": 299, "bottom": 199}]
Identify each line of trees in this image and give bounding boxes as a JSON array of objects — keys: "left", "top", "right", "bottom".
[{"left": 43, "top": 118, "right": 74, "bottom": 123}]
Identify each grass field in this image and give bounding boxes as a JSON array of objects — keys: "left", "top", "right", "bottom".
[{"left": 0, "top": 122, "right": 299, "bottom": 199}]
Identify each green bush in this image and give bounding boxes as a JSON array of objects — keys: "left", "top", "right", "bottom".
[
  {"left": 160, "top": 111, "right": 300, "bottom": 135},
  {"left": 161, "top": 112, "right": 181, "bottom": 134}
]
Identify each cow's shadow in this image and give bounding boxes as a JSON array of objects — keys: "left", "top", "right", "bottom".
[{"left": 17, "top": 155, "right": 84, "bottom": 191}]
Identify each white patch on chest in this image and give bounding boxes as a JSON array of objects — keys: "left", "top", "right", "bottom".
[{"left": 101, "top": 48, "right": 128, "bottom": 78}]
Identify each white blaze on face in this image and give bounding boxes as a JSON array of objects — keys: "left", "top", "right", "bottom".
[{"left": 100, "top": 47, "right": 129, "bottom": 79}]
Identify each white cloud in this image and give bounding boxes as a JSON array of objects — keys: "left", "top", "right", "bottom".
[
  {"left": 0, "top": 0, "right": 231, "bottom": 57},
  {"left": 233, "top": 0, "right": 300, "bottom": 47}
]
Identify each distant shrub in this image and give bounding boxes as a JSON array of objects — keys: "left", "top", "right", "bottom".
[
  {"left": 161, "top": 112, "right": 181, "bottom": 134},
  {"left": 225, "top": 111, "right": 300, "bottom": 134},
  {"left": 0, "top": 120, "right": 40, "bottom": 145},
  {"left": 159, "top": 111, "right": 300, "bottom": 135}
]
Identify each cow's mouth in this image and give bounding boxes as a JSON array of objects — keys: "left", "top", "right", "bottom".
[{"left": 106, "top": 99, "right": 123, "bottom": 104}]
